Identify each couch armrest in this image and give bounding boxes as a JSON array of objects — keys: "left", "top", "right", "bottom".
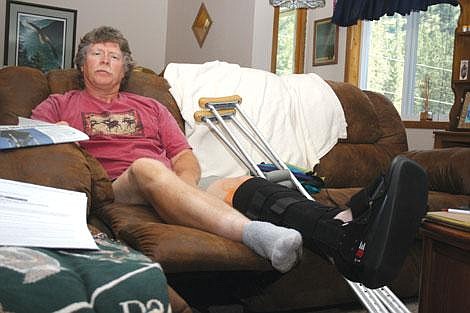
[
  {"left": 402, "top": 148, "right": 470, "bottom": 196},
  {"left": 93, "top": 202, "right": 271, "bottom": 273}
]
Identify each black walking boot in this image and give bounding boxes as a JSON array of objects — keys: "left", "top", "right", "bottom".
[
  {"left": 313, "top": 155, "right": 428, "bottom": 288},
  {"left": 232, "top": 156, "right": 427, "bottom": 287},
  {"left": 346, "top": 174, "right": 387, "bottom": 218}
]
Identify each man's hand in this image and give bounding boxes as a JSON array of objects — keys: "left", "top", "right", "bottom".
[{"left": 171, "top": 149, "right": 201, "bottom": 187}]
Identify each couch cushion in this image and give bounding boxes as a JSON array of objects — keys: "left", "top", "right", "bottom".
[
  {"left": 317, "top": 83, "right": 408, "bottom": 188},
  {"left": 0, "top": 144, "right": 113, "bottom": 212},
  {"left": 326, "top": 81, "right": 382, "bottom": 144},
  {"left": 125, "top": 70, "right": 185, "bottom": 131},
  {"left": 427, "top": 191, "right": 470, "bottom": 211},
  {"left": 315, "top": 184, "right": 470, "bottom": 217},
  {"left": 403, "top": 148, "right": 470, "bottom": 196},
  {"left": 47, "top": 68, "right": 80, "bottom": 94},
  {"left": 364, "top": 90, "right": 407, "bottom": 147},
  {"left": 316, "top": 143, "right": 388, "bottom": 188},
  {"left": 0, "top": 66, "right": 49, "bottom": 125}
]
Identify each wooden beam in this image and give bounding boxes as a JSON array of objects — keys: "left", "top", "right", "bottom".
[
  {"left": 271, "top": 7, "right": 280, "bottom": 73},
  {"left": 294, "top": 8, "right": 307, "bottom": 74},
  {"left": 344, "top": 21, "right": 362, "bottom": 86}
]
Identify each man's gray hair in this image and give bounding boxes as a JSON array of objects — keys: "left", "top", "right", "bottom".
[{"left": 74, "top": 26, "right": 135, "bottom": 89}]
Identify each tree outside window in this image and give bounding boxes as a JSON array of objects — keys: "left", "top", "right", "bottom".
[
  {"left": 360, "top": 4, "right": 459, "bottom": 121},
  {"left": 276, "top": 8, "right": 297, "bottom": 75}
]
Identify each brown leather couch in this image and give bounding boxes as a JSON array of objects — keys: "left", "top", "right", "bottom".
[{"left": 1, "top": 66, "right": 469, "bottom": 312}]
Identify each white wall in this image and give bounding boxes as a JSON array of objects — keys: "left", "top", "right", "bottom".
[
  {"left": 406, "top": 129, "right": 435, "bottom": 150},
  {"left": 304, "top": 1, "right": 347, "bottom": 81},
  {"left": 0, "top": 0, "right": 343, "bottom": 77},
  {"left": 166, "top": 0, "right": 255, "bottom": 67},
  {"left": 165, "top": 1, "right": 345, "bottom": 79},
  {"left": 0, "top": 0, "right": 168, "bottom": 73},
  {"left": 251, "top": 0, "right": 274, "bottom": 71}
]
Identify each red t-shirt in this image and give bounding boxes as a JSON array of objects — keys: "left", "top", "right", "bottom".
[{"left": 31, "top": 90, "right": 191, "bottom": 179}]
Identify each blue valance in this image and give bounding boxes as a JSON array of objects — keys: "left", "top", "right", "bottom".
[{"left": 332, "top": 0, "right": 460, "bottom": 26}]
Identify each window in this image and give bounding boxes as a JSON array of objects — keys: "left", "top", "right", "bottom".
[
  {"left": 276, "top": 8, "right": 297, "bottom": 74},
  {"left": 271, "top": 7, "right": 307, "bottom": 74},
  {"left": 360, "top": 4, "right": 459, "bottom": 121}
]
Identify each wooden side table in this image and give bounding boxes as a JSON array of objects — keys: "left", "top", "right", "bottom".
[
  {"left": 419, "top": 221, "right": 470, "bottom": 313},
  {"left": 433, "top": 130, "right": 470, "bottom": 148}
]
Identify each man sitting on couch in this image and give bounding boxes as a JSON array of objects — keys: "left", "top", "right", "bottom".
[{"left": 31, "top": 26, "right": 428, "bottom": 288}]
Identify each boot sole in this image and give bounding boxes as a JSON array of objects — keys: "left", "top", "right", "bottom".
[{"left": 360, "top": 155, "right": 428, "bottom": 288}]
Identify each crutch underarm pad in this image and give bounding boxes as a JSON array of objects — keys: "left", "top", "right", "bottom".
[
  {"left": 198, "top": 95, "right": 242, "bottom": 108},
  {"left": 194, "top": 108, "right": 236, "bottom": 122}
]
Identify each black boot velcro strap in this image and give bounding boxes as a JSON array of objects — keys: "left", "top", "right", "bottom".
[
  {"left": 247, "top": 189, "right": 305, "bottom": 223},
  {"left": 233, "top": 177, "right": 314, "bottom": 223},
  {"left": 233, "top": 177, "right": 296, "bottom": 214},
  {"left": 347, "top": 175, "right": 386, "bottom": 218},
  {"left": 312, "top": 219, "right": 343, "bottom": 251},
  {"left": 233, "top": 177, "right": 344, "bottom": 230}
]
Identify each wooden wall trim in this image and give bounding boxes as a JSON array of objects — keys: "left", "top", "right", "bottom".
[
  {"left": 294, "top": 8, "right": 307, "bottom": 73},
  {"left": 403, "top": 120, "right": 448, "bottom": 129},
  {"left": 271, "top": 7, "right": 280, "bottom": 73},
  {"left": 344, "top": 21, "right": 362, "bottom": 86}
]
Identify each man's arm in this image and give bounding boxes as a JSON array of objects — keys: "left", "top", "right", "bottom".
[{"left": 171, "top": 149, "right": 201, "bottom": 187}]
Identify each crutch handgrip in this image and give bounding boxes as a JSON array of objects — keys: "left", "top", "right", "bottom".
[
  {"left": 199, "top": 95, "right": 242, "bottom": 109},
  {"left": 194, "top": 109, "right": 236, "bottom": 122}
]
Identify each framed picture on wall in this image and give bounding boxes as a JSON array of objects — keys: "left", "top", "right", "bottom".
[
  {"left": 312, "top": 17, "right": 339, "bottom": 66},
  {"left": 457, "top": 91, "right": 470, "bottom": 129},
  {"left": 3, "top": 0, "right": 77, "bottom": 73}
]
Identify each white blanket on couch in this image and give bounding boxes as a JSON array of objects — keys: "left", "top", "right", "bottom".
[{"left": 164, "top": 61, "right": 347, "bottom": 178}]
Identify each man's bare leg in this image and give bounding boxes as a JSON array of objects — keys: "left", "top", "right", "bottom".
[{"left": 112, "top": 158, "right": 302, "bottom": 273}]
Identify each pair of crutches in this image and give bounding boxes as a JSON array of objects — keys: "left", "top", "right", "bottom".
[{"left": 194, "top": 96, "right": 411, "bottom": 313}]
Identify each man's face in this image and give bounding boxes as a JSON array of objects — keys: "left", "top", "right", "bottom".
[{"left": 82, "top": 42, "right": 125, "bottom": 91}]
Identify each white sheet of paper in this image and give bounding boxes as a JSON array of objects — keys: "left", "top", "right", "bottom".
[{"left": 0, "top": 179, "right": 98, "bottom": 250}]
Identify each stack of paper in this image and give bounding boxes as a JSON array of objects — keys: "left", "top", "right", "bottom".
[
  {"left": 425, "top": 211, "right": 470, "bottom": 231},
  {"left": 0, "top": 179, "right": 98, "bottom": 249}
]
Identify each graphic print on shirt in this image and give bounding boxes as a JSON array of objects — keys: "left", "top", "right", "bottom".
[{"left": 82, "top": 110, "right": 144, "bottom": 136}]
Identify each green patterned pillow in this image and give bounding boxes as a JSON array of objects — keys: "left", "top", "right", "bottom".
[{"left": 0, "top": 236, "right": 170, "bottom": 313}]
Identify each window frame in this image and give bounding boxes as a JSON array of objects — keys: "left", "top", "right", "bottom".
[
  {"left": 271, "top": 7, "right": 307, "bottom": 74},
  {"left": 345, "top": 12, "right": 455, "bottom": 129}
]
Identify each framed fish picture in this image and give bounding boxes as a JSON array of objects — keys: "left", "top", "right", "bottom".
[
  {"left": 4, "top": 0, "right": 77, "bottom": 73},
  {"left": 312, "top": 17, "right": 338, "bottom": 66}
]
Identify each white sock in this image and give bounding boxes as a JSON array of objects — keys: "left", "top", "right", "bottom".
[{"left": 242, "top": 221, "right": 302, "bottom": 273}]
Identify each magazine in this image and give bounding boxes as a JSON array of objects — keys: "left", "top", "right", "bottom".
[{"left": 0, "top": 117, "right": 88, "bottom": 150}]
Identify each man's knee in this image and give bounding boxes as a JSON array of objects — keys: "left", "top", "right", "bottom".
[
  {"left": 128, "top": 157, "right": 171, "bottom": 181},
  {"left": 204, "top": 175, "right": 251, "bottom": 205}
]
